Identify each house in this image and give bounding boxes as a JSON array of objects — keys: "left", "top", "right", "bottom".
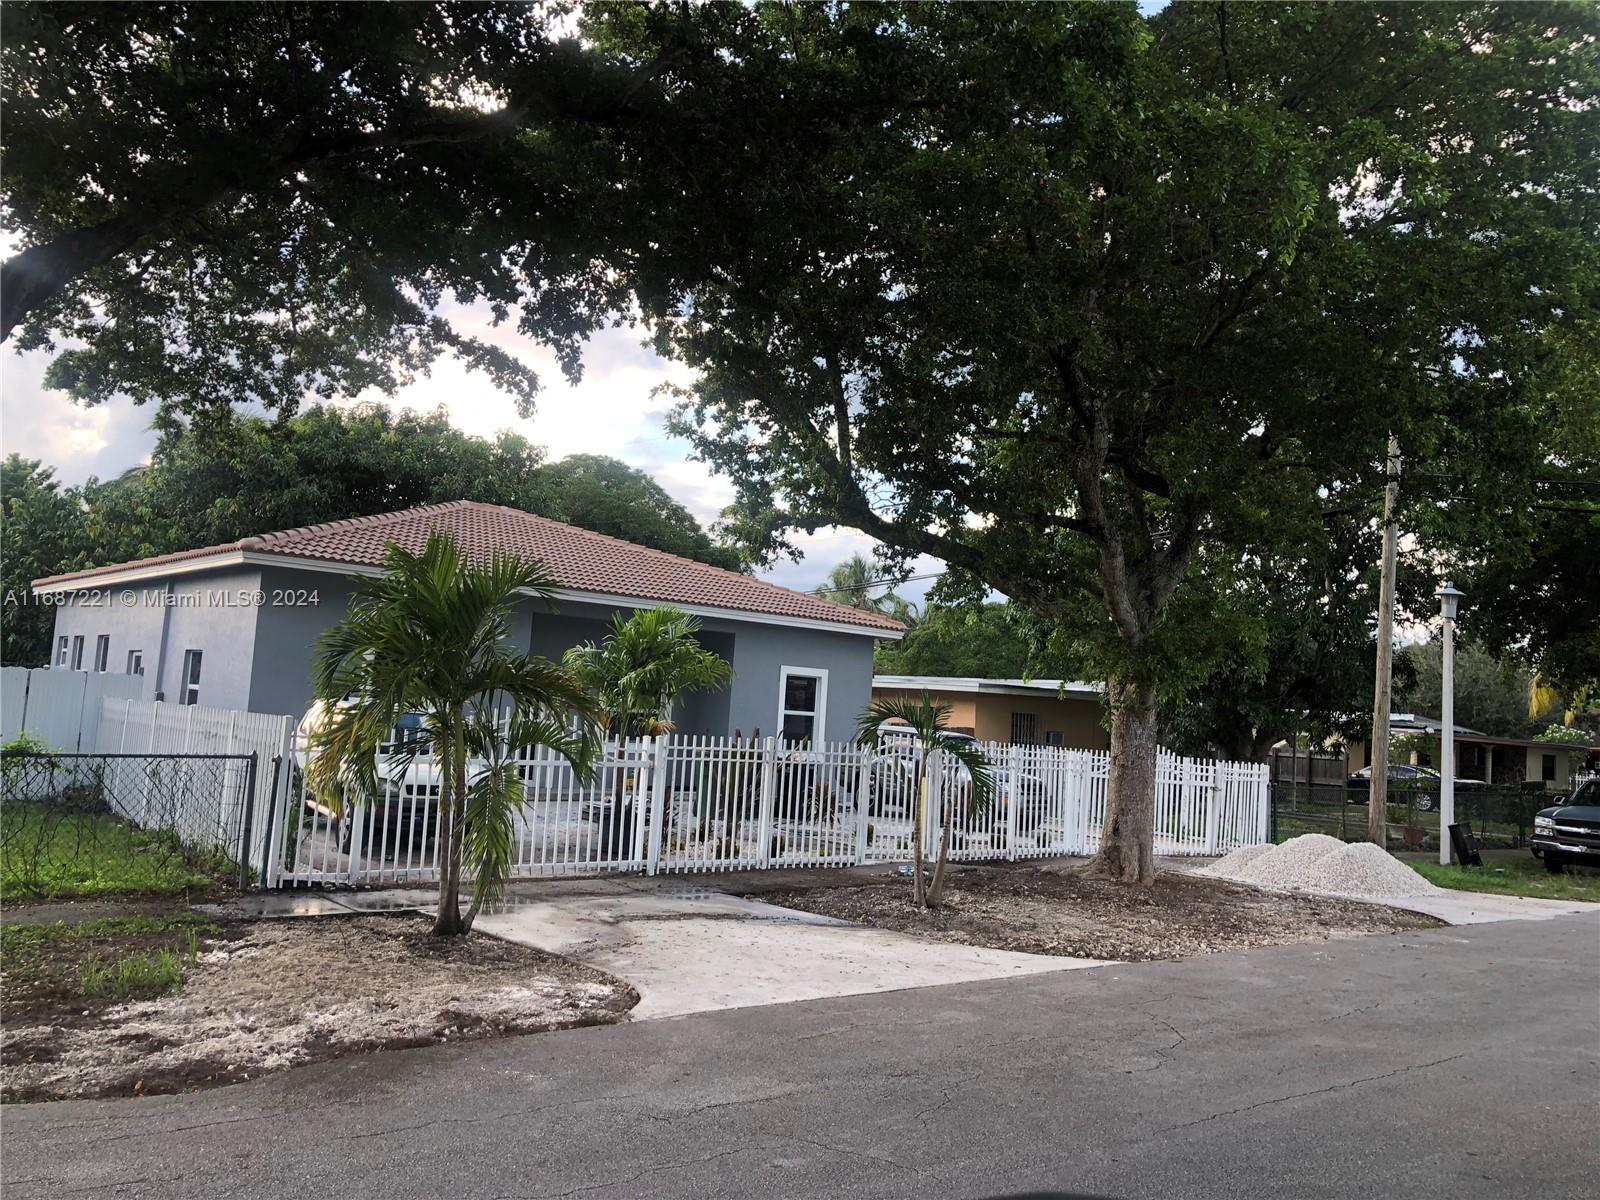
[
  {"left": 870, "top": 675, "right": 1107, "bottom": 749},
  {"left": 31, "top": 501, "right": 905, "bottom": 741},
  {"left": 1332, "top": 713, "right": 1599, "bottom": 791}
]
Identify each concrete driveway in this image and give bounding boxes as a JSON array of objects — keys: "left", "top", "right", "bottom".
[
  {"left": 472, "top": 880, "right": 1106, "bottom": 1018},
  {"left": 5, "top": 911, "right": 1594, "bottom": 1200}
]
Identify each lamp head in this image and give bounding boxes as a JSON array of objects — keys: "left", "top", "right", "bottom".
[{"left": 1436, "top": 581, "right": 1465, "bottom": 622}]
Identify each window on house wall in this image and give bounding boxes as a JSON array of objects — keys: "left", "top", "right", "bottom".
[
  {"left": 1542, "top": 753, "right": 1557, "bottom": 782},
  {"left": 94, "top": 635, "right": 110, "bottom": 673},
  {"left": 778, "top": 667, "right": 827, "bottom": 744},
  {"left": 1009, "top": 712, "right": 1039, "bottom": 745},
  {"left": 70, "top": 635, "right": 85, "bottom": 671},
  {"left": 127, "top": 650, "right": 144, "bottom": 676},
  {"left": 180, "top": 649, "right": 203, "bottom": 706},
  {"left": 56, "top": 636, "right": 68, "bottom": 667},
  {"left": 1045, "top": 730, "right": 1064, "bottom": 747}
]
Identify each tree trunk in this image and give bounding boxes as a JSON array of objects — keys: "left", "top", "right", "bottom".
[
  {"left": 432, "top": 737, "right": 468, "bottom": 936},
  {"left": 911, "top": 758, "right": 927, "bottom": 907},
  {"left": 1086, "top": 679, "right": 1159, "bottom": 885},
  {"left": 926, "top": 779, "right": 956, "bottom": 907}
]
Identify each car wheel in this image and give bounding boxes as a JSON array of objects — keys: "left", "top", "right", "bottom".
[
  {"left": 1543, "top": 852, "right": 1565, "bottom": 875},
  {"left": 1414, "top": 795, "right": 1435, "bottom": 813}
]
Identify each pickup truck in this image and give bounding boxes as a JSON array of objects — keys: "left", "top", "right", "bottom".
[{"left": 1532, "top": 778, "right": 1600, "bottom": 873}]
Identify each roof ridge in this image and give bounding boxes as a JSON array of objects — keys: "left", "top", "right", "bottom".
[
  {"left": 494, "top": 506, "right": 898, "bottom": 628},
  {"left": 258, "top": 500, "right": 472, "bottom": 546}
]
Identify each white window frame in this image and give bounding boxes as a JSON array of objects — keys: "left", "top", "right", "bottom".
[
  {"left": 56, "top": 636, "right": 69, "bottom": 667},
  {"left": 94, "top": 634, "right": 110, "bottom": 673},
  {"left": 70, "top": 635, "right": 85, "bottom": 671},
  {"left": 777, "top": 665, "right": 829, "bottom": 745},
  {"left": 180, "top": 648, "right": 203, "bottom": 706},
  {"left": 127, "top": 649, "right": 144, "bottom": 677}
]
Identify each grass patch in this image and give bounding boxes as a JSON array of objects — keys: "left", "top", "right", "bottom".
[
  {"left": 1, "top": 914, "right": 218, "bottom": 995},
  {"left": 1, "top": 802, "right": 230, "bottom": 902},
  {"left": 1410, "top": 856, "right": 1600, "bottom": 903},
  {"left": 79, "top": 946, "right": 189, "bottom": 999}
]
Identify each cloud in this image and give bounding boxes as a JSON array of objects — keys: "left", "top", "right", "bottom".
[
  {"left": 0, "top": 348, "right": 160, "bottom": 485},
  {"left": 1, "top": 305, "right": 954, "bottom": 602}
]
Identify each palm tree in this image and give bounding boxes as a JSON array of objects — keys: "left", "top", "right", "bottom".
[
  {"left": 564, "top": 607, "right": 732, "bottom": 738},
  {"left": 818, "top": 554, "right": 890, "bottom": 613},
  {"left": 306, "top": 532, "right": 600, "bottom": 936},
  {"left": 855, "top": 691, "right": 995, "bottom": 908}
]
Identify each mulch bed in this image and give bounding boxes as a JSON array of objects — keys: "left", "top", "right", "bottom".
[
  {"left": 756, "top": 861, "right": 1443, "bottom": 961},
  {"left": 1, "top": 913, "right": 636, "bottom": 1103}
]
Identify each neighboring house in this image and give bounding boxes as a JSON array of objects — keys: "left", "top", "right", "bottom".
[
  {"left": 1337, "top": 713, "right": 1600, "bottom": 791},
  {"left": 871, "top": 675, "right": 1107, "bottom": 749},
  {"left": 31, "top": 501, "right": 904, "bottom": 740}
]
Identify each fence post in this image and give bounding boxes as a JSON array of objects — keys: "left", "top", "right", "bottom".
[
  {"left": 1006, "top": 744, "right": 1021, "bottom": 861},
  {"left": 237, "top": 753, "right": 259, "bottom": 890},
  {"left": 1256, "top": 764, "right": 1271, "bottom": 845},
  {"left": 646, "top": 735, "right": 670, "bottom": 875},
  {"left": 182, "top": 703, "right": 194, "bottom": 755},
  {"left": 1204, "top": 762, "right": 1222, "bottom": 855},
  {"left": 756, "top": 737, "right": 776, "bottom": 868},
  {"left": 853, "top": 745, "right": 872, "bottom": 865}
]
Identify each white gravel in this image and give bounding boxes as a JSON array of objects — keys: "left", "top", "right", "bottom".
[{"left": 1203, "top": 834, "right": 1439, "bottom": 900}]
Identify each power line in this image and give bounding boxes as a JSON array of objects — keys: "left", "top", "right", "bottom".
[{"left": 812, "top": 570, "right": 947, "bottom": 595}]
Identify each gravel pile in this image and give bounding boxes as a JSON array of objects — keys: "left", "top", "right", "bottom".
[
  {"left": 1297, "top": 842, "right": 1440, "bottom": 897},
  {"left": 1204, "top": 843, "right": 1275, "bottom": 876},
  {"left": 1203, "top": 833, "right": 1439, "bottom": 899}
]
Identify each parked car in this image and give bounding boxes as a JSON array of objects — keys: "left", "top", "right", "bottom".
[
  {"left": 1531, "top": 778, "right": 1600, "bottom": 873},
  {"left": 293, "top": 702, "right": 463, "bottom": 852},
  {"left": 869, "top": 723, "right": 1048, "bottom": 824},
  {"left": 1345, "top": 763, "right": 1488, "bottom": 812}
]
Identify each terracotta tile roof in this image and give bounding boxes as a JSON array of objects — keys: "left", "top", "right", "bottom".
[{"left": 33, "top": 501, "right": 905, "bottom": 634}]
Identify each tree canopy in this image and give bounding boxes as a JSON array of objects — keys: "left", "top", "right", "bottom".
[
  {"left": 1, "top": 406, "right": 738, "bottom": 665},
  {"left": 874, "top": 603, "right": 1039, "bottom": 681},
  {"left": 645, "top": 2, "right": 1600, "bottom": 879}
]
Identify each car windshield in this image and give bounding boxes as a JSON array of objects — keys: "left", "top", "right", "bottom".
[{"left": 1572, "top": 780, "right": 1599, "bottom": 806}]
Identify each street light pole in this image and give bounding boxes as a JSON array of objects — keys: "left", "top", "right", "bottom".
[{"left": 1438, "top": 582, "right": 1465, "bottom": 865}]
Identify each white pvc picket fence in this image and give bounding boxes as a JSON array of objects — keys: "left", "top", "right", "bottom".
[
  {"left": 269, "top": 729, "right": 1271, "bottom": 888},
  {"left": 94, "top": 699, "right": 294, "bottom": 864}
]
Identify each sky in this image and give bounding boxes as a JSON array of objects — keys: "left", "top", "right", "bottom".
[{"left": 0, "top": 296, "right": 945, "bottom": 606}]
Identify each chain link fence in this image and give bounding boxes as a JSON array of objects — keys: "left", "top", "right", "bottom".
[
  {"left": 1, "top": 751, "right": 259, "bottom": 900},
  {"left": 1270, "top": 779, "right": 1559, "bottom": 851}
]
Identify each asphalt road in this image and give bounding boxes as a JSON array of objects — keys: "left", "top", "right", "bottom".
[{"left": 5, "top": 913, "right": 1597, "bottom": 1200}]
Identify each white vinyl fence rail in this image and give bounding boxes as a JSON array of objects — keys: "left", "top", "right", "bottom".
[
  {"left": 270, "top": 728, "right": 1271, "bottom": 889},
  {"left": 1, "top": 666, "right": 144, "bottom": 751}
]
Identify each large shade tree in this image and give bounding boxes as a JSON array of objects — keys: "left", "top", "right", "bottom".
[{"left": 640, "top": 2, "right": 1600, "bottom": 882}]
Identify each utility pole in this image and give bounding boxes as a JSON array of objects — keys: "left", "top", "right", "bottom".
[
  {"left": 1437, "top": 582, "right": 1465, "bottom": 864},
  {"left": 1368, "top": 434, "right": 1401, "bottom": 846}
]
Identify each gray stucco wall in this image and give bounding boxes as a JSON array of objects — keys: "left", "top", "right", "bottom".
[
  {"left": 45, "top": 568, "right": 264, "bottom": 711},
  {"left": 61, "top": 562, "right": 884, "bottom": 742}
]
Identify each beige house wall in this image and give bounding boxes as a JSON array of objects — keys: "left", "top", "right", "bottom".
[{"left": 872, "top": 686, "right": 1107, "bottom": 750}]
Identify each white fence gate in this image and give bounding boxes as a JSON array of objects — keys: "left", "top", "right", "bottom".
[{"left": 269, "top": 729, "right": 1271, "bottom": 888}]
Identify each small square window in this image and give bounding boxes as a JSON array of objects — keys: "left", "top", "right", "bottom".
[
  {"left": 126, "top": 650, "right": 144, "bottom": 677},
  {"left": 778, "top": 668, "right": 827, "bottom": 745},
  {"left": 1009, "top": 712, "right": 1039, "bottom": 745}
]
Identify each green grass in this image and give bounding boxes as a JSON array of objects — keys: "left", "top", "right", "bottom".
[
  {"left": 1, "top": 803, "right": 230, "bottom": 902},
  {"left": 78, "top": 946, "right": 189, "bottom": 999},
  {"left": 1410, "top": 856, "right": 1600, "bottom": 903},
  {"left": 1, "top": 914, "right": 218, "bottom": 995}
]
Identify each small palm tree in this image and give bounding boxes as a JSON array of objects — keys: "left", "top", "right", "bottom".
[
  {"left": 564, "top": 607, "right": 732, "bottom": 738},
  {"left": 855, "top": 691, "right": 995, "bottom": 908},
  {"left": 307, "top": 532, "right": 600, "bottom": 937}
]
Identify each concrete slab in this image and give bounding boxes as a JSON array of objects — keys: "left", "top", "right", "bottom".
[
  {"left": 1345, "top": 889, "right": 1599, "bottom": 926},
  {"left": 195, "top": 893, "right": 359, "bottom": 919},
  {"left": 472, "top": 887, "right": 1101, "bottom": 1019}
]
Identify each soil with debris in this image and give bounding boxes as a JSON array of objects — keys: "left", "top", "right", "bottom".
[
  {"left": 2, "top": 914, "right": 635, "bottom": 1103},
  {"left": 756, "top": 862, "right": 1442, "bottom": 962}
]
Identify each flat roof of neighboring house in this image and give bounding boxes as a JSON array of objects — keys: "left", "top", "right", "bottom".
[
  {"left": 873, "top": 675, "right": 1103, "bottom": 699},
  {"left": 1368, "top": 714, "right": 1598, "bottom": 752},
  {"left": 32, "top": 500, "right": 906, "bottom": 639}
]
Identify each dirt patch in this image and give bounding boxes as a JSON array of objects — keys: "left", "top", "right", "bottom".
[
  {"left": 754, "top": 862, "right": 1443, "bottom": 962},
  {"left": 2, "top": 914, "right": 636, "bottom": 1103}
]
